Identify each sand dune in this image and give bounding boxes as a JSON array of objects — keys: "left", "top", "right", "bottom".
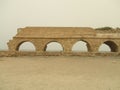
[{"left": 0, "top": 56, "right": 120, "bottom": 90}]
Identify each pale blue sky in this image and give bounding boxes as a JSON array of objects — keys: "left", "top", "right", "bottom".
[{"left": 0, "top": 0, "right": 120, "bottom": 50}]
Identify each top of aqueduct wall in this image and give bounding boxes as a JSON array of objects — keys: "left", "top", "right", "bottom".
[
  {"left": 16, "top": 27, "right": 96, "bottom": 38},
  {"left": 15, "top": 27, "right": 120, "bottom": 39}
]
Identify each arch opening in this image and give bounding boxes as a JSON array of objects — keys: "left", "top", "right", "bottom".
[
  {"left": 16, "top": 42, "right": 36, "bottom": 51},
  {"left": 99, "top": 41, "right": 118, "bottom": 52},
  {"left": 45, "top": 42, "right": 63, "bottom": 52},
  {"left": 72, "top": 41, "right": 89, "bottom": 52}
]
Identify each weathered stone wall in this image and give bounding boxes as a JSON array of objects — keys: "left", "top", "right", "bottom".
[
  {"left": 1, "top": 27, "right": 120, "bottom": 56},
  {"left": 7, "top": 38, "right": 120, "bottom": 53}
]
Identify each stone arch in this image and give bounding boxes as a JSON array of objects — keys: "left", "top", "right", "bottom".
[
  {"left": 71, "top": 40, "right": 91, "bottom": 52},
  {"left": 98, "top": 44, "right": 111, "bottom": 52},
  {"left": 44, "top": 41, "right": 64, "bottom": 52},
  {"left": 16, "top": 41, "right": 36, "bottom": 51},
  {"left": 98, "top": 41, "right": 118, "bottom": 52}
]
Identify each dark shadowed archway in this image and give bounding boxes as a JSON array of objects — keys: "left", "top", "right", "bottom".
[{"left": 99, "top": 41, "right": 118, "bottom": 52}]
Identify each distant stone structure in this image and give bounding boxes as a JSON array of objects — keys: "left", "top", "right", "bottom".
[{"left": 1, "top": 27, "right": 120, "bottom": 56}]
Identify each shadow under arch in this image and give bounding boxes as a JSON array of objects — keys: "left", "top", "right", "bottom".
[
  {"left": 72, "top": 40, "right": 91, "bottom": 52},
  {"left": 98, "top": 41, "right": 118, "bottom": 52},
  {"left": 44, "top": 41, "right": 64, "bottom": 52},
  {"left": 16, "top": 41, "right": 36, "bottom": 51}
]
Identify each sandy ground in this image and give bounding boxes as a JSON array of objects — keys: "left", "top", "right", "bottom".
[{"left": 0, "top": 56, "right": 120, "bottom": 90}]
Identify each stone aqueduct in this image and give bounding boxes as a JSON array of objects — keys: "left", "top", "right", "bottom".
[{"left": 1, "top": 27, "right": 120, "bottom": 56}]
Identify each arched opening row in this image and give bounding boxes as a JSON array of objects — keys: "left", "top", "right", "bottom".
[{"left": 17, "top": 41, "right": 118, "bottom": 52}]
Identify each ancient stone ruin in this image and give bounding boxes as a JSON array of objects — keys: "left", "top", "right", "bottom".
[{"left": 0, "top": 27, "right": 120, "bottom": 56}]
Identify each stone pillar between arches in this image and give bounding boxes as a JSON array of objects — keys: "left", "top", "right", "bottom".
[
  {"left": 62, "top": 40, "right": 73, "bottom": 54},
  {"left": 88, "top": 41, "right": 100, "bottom": 53}
]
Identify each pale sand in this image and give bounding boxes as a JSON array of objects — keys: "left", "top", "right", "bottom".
[{"left": 0, "top": 56, "right": 120, "bottom": 90}]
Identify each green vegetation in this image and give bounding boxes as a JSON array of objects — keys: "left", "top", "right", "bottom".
[
  {"left": 95, "top": 27, "right": 113, "bottom": 30},
  {"left": 95, "top": 27, "right": 120, "bottom": 33}
]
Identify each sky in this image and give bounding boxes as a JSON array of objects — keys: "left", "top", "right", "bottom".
[{"left": 0, "top": 0, "right": 120, "bottom": 50}]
